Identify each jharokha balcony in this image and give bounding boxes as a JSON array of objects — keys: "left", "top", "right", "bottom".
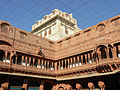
[{"left": 0, "top": 44, "right": 120, "bottom": 80}]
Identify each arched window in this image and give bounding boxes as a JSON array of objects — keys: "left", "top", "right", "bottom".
[
  {"left": 108, "top": 44, "right": 113, "bottom": 58},
  {"left": 100, "top": 46, "right": 107, "bottom": 59},
  {"left": 96, "top": 24, "right": 105, "bottom": 32}
]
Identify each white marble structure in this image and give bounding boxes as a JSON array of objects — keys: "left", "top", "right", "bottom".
[{"left": 31, "top": 9, "right": 81, "bottom": 41}]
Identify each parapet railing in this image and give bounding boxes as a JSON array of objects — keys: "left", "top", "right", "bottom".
[{"left": 0, "top": 57, "right": 120, "bottom": 77}]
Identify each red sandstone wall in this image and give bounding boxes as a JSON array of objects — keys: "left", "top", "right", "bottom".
[
  {"left": 55, "top": 15, "right": 120, "bottom": 60},
  {"left": 0, "top": 15, "right": 120, "bottom": 60}
]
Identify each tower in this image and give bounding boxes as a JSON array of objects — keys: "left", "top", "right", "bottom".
[{"left": 31, "top": 9, "right": 81, "bottom": 41}]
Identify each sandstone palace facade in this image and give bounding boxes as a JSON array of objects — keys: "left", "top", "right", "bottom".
[{"left": 0, "top": 9, "right": 120, "bottom": 90}]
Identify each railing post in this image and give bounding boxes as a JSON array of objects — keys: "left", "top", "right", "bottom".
[
  {"left": 25, "top": 56, "right": 27, "bottom": 66},
  {"left": 85, "top": 54, "right": 88, "bottom": 64},
  {"left": 70, "top": 58, "right": 73, "bottom": 68},
  {"left": 88, "top": 82, "right": 95, "bottom": 90},
  {"left": 45, "top": 60, "right": 46, "bottom": 69},
  {"left": 74, "top": 57, "right": 76, "bottom": 67},
  {"left": 55, "top": 61, "right": 57, "bottom": 70},
  {"left": 59, "top": 61, "right": 60, "bottom": 70},
  {"left": 65, "top": 59, "right": 66, "bottom": 69},
  {"left": 77, "top": 56, "right": 79, "bottom": 66},
  {"left": 68, "top": 58, "right": 69, "bottom": 68}
]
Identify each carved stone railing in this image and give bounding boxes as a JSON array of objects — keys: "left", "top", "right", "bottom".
[{"left": 0, "top": 57, "right": 120, "bottom": 78}]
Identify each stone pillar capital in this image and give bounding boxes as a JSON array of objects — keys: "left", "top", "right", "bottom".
[
  {"left": 88, "top": 82, "right": 95, "bottom": 90},
  {"left": 76, "top": 83, "right": 82, "bottom": 90},
  {"left": 1, "top": 82, "right": 9, "bottom": 90},
  {"left": 98, "top": 81, "right": 105, "bottom": 90},
  {"left": 22, "top": 84, "right": 27, "bottom": 90}
]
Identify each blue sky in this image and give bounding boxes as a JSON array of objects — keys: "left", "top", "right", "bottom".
[{"left": 0, "top": 0, "right": 120, "bottom": 32}]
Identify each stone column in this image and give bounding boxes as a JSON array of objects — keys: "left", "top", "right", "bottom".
[
  {"left": 44, "top": 60, "right": 46, "bottom": 69},
  {"left": 113, "top": 46, "right": 117, "bottom": 59},
  {"left": 0, "top": 82, "right": 9, "bottom": 90},
  {"left": 59, "top": 61, "right": 60, "bottom": 70},
  {"left": 55, "top": 62, "right": 57, "bottom": 70},
  {"left": 65, "top": 59, "right": 66, "bottom": 69},
  {"left": 98, "top": 49, "right": 101, "bottom": 63},
  {"left": 71, "top": 58, "right": 73, "bottom": 68},
  {"left": 52, "top": 62, "right": 54, "bottom": 70},
  {"left": 74, "top": 57, "right": 76, "bottom": 67},
  {"left": 91, "top": 52, "right": 94, "bottom": 63},
  {"left": 68, "top": 59, "right": 70, "bottom": 68},
  {"left": 85, "top": 54, "right": 88, "bottom": 64},
  {"left": 88, "top": 53, "right": 91, "bottom": 64},
  {"left": 81, "top": 55, "right": 83, "bottom": 64},
  {"left": 98, "top": 81, "right": 105, "bottom": 90},
  {"left": 105, "top": 48, "right": 109, "bottom": 59},
  {"left": 88, "top": 82, "right": 95, "bottom": 90},
  {"left": 25, "top": 56, "right": 27, "bottom": 66},
  {"left": 22, "top": 56, "right": 24, "bottom": 64},
  {"left": 33, "top": 58, "right": 35, "bottom": 67},
  {"left": 5, "top": 51, "right": 7, "bottom": 60},
  {"left": 38, "top": 59, "right": 40, "bottom": 68},
  {"left": 42, "top": 59, "right": 43, "bottom": 69},
  {"left": 29, "top": 57, "right": 31, "bottom": 66},
  {"left": 22, "top": 84, "right": 27, "bottom": 90},
  {"left": 39, "top": 84, "right": 44, "bottom": 90},
  {"left": 10, "top": 54, "right": 13, "bottom": 66},
  {"left": 76, "top": 83, "right": 82, "bottom": 90},
  {"left": 48, "top": 61, "right": 49, "bottom": 69}
]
